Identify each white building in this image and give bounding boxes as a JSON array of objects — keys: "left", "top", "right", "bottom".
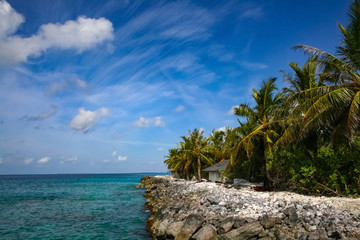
[{"left": 202, "top": 160, "right": 229, "bottom": 182}]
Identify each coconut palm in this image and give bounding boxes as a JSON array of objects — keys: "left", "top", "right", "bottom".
[
  {"left": 277, "top": 57, "right": 323, "bottom": 160},
  {"left": 291, "top": 0, "right": 360, "bottom": 145},
  {"left": 232, "top": 78, "right": 286, "bottom": 186},
  {"left": 207, "top": 129, "right": 226, "bottom": 162},
  {"left": 184, "top": 128, "right": 213, "bottom": 180}
]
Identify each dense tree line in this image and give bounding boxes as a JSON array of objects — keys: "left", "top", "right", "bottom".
[{"left": 164, "top": 0, "right": 360, "bottom": 196}]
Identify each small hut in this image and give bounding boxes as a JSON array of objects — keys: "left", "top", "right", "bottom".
[{"left": 202, "top": 160, "right": 229, "bottom": 182}]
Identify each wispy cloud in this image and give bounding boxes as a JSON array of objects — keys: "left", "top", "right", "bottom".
[
  {"left": 116, "top": 1, "right": 214, "bottom": 43},
  {"left": 47, "top": 77, "right": 87, "bottom": 95},
  {"left": 240, "top": 61, "right": 268, "bottom": 70},
  {"left": 21, "top": 105, "right": 57, "bottom": 121},
  {"left": 60, "top": 156, "right": 78, "bottom": 165},
  {"left": 24, "top": 158, "right": 34, "bottom": 164},
  {"left": 175, "top": 105, "right": 185, "bottom": 112},
  {"left": 239, "top": 4, "right": 264, "bottom": 20}
]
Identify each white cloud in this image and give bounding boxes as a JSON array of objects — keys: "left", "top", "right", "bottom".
[
  {"left": 37, "top": 157, "right": 50, "bottom": 164},
  {"left": 60, "top": 156, "right": 78, "bottom": 165},
  {"left": 70, "top": 107, "right": 109, "bottom": 133},
  {"left": 24, "top": 158, "right": 33, "bottom": 164},
  {"left": 154, "top": 116, "right": 165, "bottom": 127},
  {"left": 134, "top": 116, "right": 151, "bottom": 128},
  {"left": 0, "top": 0, "right": 24, "bottom": 39},
  {"left": 0, "top": 1, "right": 114, "bottom": 65},
  {"left": 175, "top": 105, "right": 185, "bottom": 112},
  {"left": 134, "top": 116, "right": 166, "bottom": 128},
  {"left": 117, "top": 155, "right": 127, "bottom": 162},
  {"left": 112, "top": 151, "right": 117, "bottom": 156}
]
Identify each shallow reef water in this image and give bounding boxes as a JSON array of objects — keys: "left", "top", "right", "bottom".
[{"left": 0, "top": 173, "right": 162, "bottom": 239}]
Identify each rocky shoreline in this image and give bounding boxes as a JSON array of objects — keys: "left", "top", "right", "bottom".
[{"left": 137, "top": 176, "right": 360, "bottom": 240}]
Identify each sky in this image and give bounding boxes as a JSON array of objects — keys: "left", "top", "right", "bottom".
[{"left": 0, "top": 0, "right": 353, "bottom": 174}]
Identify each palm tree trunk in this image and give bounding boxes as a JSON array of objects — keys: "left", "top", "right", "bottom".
[
  {"left": 264, "top": 155, "right": 273, "bottom": 189},
  {"left": 197, "top": 156, "right": 202, "bottom": 181}
]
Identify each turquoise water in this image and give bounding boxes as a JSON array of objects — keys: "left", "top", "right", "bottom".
[{"left": 0, "top": 173, "right": 162, "bottom": 240}]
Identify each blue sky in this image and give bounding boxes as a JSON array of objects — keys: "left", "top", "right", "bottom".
[{"left": 0, "top": 0, "right": 352, "bottom": 174}]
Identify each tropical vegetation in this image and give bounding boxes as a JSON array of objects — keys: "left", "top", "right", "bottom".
[{"left": 164, "top": 0, "right": 360, "bottom": 196}]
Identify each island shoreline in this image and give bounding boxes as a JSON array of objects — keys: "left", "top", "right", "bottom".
[{"left": 138, "top": 175, "right": 360, "bottom": 240}]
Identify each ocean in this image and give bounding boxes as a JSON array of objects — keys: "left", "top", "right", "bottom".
[{"left": 0, "top": 173, "right": 164, "bottom": 240}]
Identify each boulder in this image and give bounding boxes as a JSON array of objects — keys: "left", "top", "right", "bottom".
[
  {"left": 192, "top": 224, "right": 218, "bottom": 240},
  {"left": 218, "top": 217, "right": 234, "bottom": 234},
  {"left": 166, "top": 221, "right": 184, "bottom": 238},
  {"left": 287, "top": 206, "right": 298, "bottom": 222},
  {"left": 175, "top": 214, "right": 204, "bottom": 240},
  {"left": 219, "top": 222, "right": 263, "bottom": 240},
  {"left": 260, "top": 216, "right": 276, "bottom": 229}
]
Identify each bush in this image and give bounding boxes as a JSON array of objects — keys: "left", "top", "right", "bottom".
[{"left": 267, "top": 140, "right": 360, "bottom": 196}]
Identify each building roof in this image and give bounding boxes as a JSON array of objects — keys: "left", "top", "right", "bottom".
[{"left": 202, "top": 160, "right": 229, "bottom": 172}]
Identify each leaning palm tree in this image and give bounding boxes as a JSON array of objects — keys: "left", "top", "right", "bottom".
[
  {"left": 232, "top": 78, "right": 286, "bottom": 186},
  {"left": 291, "top": 0, "right": 360, "bottom": 145}
]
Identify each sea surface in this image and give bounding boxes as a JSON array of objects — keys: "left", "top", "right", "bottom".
[{"left": 0, "top": 173, "right": 164, "bottom": 240}]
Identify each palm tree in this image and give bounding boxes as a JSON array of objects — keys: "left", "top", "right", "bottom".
[
  {"left": 207, "top": 129, "right": 226, "bottom": 162},
  {"left": 278, "top": 57, "right": 323, "bottom": 161},
  {"left": 232, "top": 78, "right": 286, "bottom": 186},
  {"left": 185, "top": 128, "right": 213, "bottom": 180},
  {"left": 291, "top": 0, "right": 360, "bottom": 145}
]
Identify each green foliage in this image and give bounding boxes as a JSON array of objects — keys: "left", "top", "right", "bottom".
[{"left": 268, "top": 141, "right": 360, "bottom": 196}]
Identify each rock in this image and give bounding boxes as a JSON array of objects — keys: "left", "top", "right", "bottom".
[
  {"left": 175, "top": 214, "right": 204, "bottom": 240},
  {"left": 166, "top": 221, "right": 184, "bottom": 238},
  {"left": 274, "top": 228, "right": 294, "bottom": 240},
  {"left": 328, "top": 231, "right": 341, "bottom": 239},
  {"left": 260, "top": 216, "right": 276, "bottom": 229},
  {"left": 309, "top": 225, "right": 317, "bottom": 231},
  {"left": 233, "top": 218, "right": 247, "bottom": 228},
  {"left": 192, "top": 224, "right": 218, "bottom": 240},
  {"left": 207, "top": 197, "right": 219, "bottom": 205},
  {"left": 155, "top": 219, "right": 170, "bottom": 237},
  {"left": 218, "top": 217, "right": 234, "bottom": 234},
  {"left": 287, "top": 206, "right": 298, "bottom": 222},
  {"left": 219, "top": 222, "right": 263, "bottom": 240}
]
